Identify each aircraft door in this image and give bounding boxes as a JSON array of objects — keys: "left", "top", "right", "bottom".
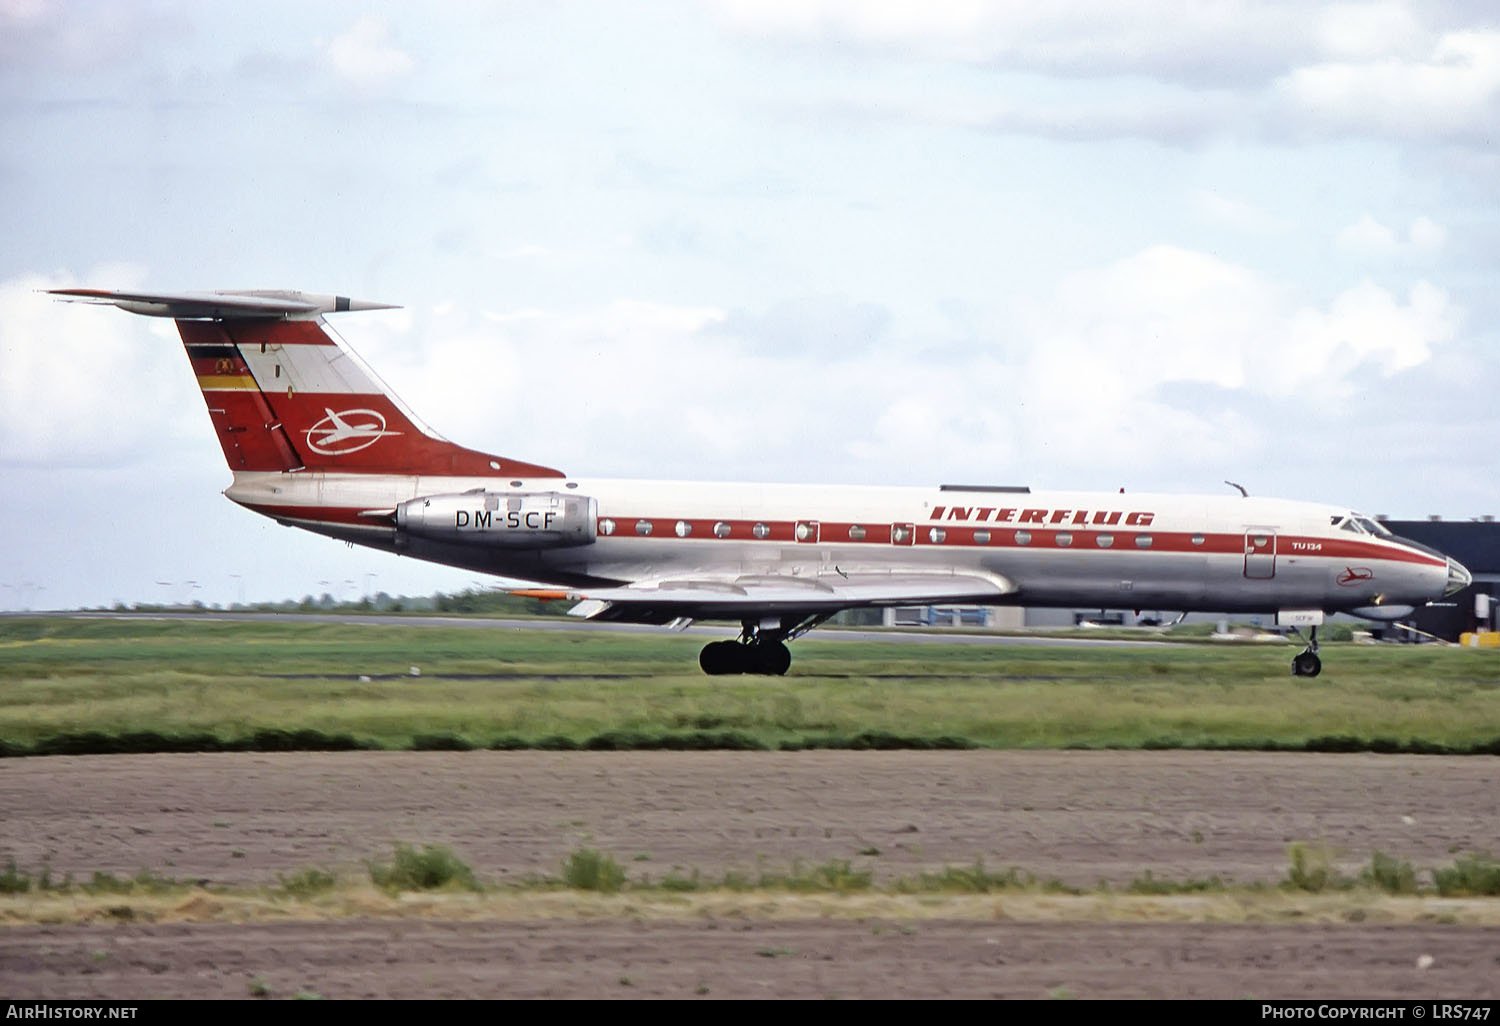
[{"left": 1244, "top": 531, "right": 1277, "bottom": 579}]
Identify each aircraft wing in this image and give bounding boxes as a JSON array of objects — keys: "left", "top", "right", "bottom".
[{"left": 514, "top": 569, "right": 1016, "bottom": 626}]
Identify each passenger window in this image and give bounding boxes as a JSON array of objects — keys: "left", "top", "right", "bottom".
[
  {"left": 713, "top": 522, "right": 731, "bottom": 538},
  {"left": 635, "top": 519, "right": 653, "bottom": 536},
  {"left": 1096, "top": 533, "right": 1113, "bottom": 548}
]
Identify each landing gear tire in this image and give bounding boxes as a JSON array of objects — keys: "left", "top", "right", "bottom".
[
  {"left": 698, "top": 638, "right": 792, "bottom": 676},
  {"left": 699, "top": 640, "right": 742, "bottom": 676},
  {"left": 750, "top": 640, "right": 791, "bottom": 676},
  {"left": 1292, "top": 651, "right": 1322, "bottom": 677}
]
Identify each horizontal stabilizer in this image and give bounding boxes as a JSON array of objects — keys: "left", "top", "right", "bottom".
[{"left": 48, "top": 288, "right": 397, "bottom": 321}]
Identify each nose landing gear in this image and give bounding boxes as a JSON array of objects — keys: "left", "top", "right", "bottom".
[{"left": 1291, "top": 626, "right": 1321, "bottom": 677}]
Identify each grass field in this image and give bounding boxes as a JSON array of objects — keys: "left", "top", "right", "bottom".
[{"left": 2, "top": 616, "right": 1498, "bottom": 755}]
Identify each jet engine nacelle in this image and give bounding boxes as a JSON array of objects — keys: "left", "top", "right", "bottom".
[{"left": 396, "top": 491, "right": 597, "bottom": 548}]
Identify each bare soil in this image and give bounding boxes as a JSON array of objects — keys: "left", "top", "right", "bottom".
[{"left": 2, "top": 750, "right": 1498, "bottom": 999}]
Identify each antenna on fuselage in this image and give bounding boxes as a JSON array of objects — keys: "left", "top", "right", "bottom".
[{"left": 1225, "top": 480, "right": 1249, "bottom": 497}]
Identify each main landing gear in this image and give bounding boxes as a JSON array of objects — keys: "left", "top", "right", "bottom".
[
  {"left": 1290, "top": 626, "right": 1321, "bottom": 678},
  {"left": 699, "top": 636, "right": 790, "bottom": 676},
  {"left": 698, "top": 615, "right": 829, "bottom": 676}
]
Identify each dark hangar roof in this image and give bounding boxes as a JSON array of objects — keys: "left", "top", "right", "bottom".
[{"left": 1382, "top": 520, "right": 1500, "bottom": 574}]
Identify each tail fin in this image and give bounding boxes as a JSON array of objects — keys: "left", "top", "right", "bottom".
[{"left": 50, "top": 289, "right": 564, "bottom": 478}]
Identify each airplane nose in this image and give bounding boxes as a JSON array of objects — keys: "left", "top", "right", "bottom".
[{"left": 1444, "top": 557, "right": 1472, "bottom": 596}]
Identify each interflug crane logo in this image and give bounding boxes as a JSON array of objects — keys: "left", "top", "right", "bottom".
[{"left": 304, "top": 408, "right": 403, "bottom": 455}]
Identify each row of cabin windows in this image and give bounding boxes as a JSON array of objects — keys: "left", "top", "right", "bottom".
[
  {"left": 597, "top": 518, "right": 1210, "bottom": 549},
  {"left": 598, "top": 519, "right": 767, "bottom": 538},
  {"left": 929, "top": 527, "right": 1161, "bottom": 548}
]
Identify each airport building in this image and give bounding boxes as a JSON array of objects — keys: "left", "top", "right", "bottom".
[{"left": 1379, "top": 518, "right": 1499, "bottom": 641}]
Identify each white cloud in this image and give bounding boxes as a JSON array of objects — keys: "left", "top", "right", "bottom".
[
  {"left": 1336, "top": 214, "right": 1449, "bottom": 257},
  {"left": 1290, "top": 278, "right": 1452, "bottom": 376},
  {"left": 325, "top": 15, "right": 415, "bottom": 92},
  {"left": 1337, "top": 214, "right": 1400, "bottom": 254},
  {"left": 1046, "top": 246, "right": 1455, "bottom": 395},
  {"left": 999, "top": 246, "right": 1458, "bottom": 472},
  {"left": 0, "top": 0, "right": 184, "bottom": 73},
  {"left": 1407, "top": 216, "right": 1448, "bottom": 254},
  {"left": 1190, "top": 189, "right": 1298, "bottom": 234},
  {"left": 332, "top": 245, "right": 1457, "bottom": 490},
  {"left": 718, "top": 1, "right": 1500, "bottom": 147},
  {"left": 1, "top": 0, "right": 50, "bottom": 22},
  {"left": 1276, "top": 29, "right": 1500, "bottom": 141},
  {"left": 1315, "top": 2, "right": 1425, "bottom": 60},
  {"left": 716, "top": 0, "right": 1320, "bottom": 83},
  {"left": 0, "top": 269, "right": 202, "bottom": 468}
]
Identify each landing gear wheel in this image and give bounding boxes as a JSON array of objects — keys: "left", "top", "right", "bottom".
[
  {"left": 699, "top": 640, "right": 743, "bottom": 676},
  {"left": 1290, "top": 624, "right": 1322, "bottom": 677},
  {"left": 751, "top": 640, "right": 791, "bottom": 676},
  {"left": 1292, "top": 651, "right": 1322, "bottom": 677},
  {"left": 699, "top": 637, "right": 793, "bottom": 676}
]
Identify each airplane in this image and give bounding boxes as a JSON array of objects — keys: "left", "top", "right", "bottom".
[{"left": 51, "top": 287, "right": 1473, "bottom": 678}]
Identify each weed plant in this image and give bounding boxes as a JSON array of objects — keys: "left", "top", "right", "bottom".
[{"left": 367, "top": 844, "right": 478, "bottom": 893}]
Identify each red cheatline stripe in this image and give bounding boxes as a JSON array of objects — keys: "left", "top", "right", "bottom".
[
  {"left": 233, "top": 502, "right": 1446, "bottom": 568},
  {"left": 599, "top": 516, "right": 1446, "bottom": 566}
]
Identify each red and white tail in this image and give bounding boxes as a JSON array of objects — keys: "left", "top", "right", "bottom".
[{"left": 50, "top": 288, "right": 564, "bottom": 479}]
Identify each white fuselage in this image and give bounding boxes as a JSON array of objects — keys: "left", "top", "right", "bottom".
[{"left": 224, "top": 471, "right": 1458, "bottom": 617}]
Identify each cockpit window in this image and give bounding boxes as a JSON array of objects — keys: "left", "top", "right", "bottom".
[
  {"left": 1337, "top": 514, "right": 1392, "bottom": 538},
  {"left": 1338, "top": 516, "right": 1392, "bottom": 540}
]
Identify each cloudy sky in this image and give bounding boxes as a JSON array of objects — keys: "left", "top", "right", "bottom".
[{"left": 2, "top": 0, "right": 1497, "bottom": 609}]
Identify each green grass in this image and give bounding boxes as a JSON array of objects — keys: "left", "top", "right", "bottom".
[
  {"left": 367, "top": 844, "right": 479, "bottom": 893},
  {"left": 5, "top": 846, "right": 1497, "bottom": 909},
  {"left": 2, "top": 616, "right": 1499, "bottom": 755},
  {"left": 1433, "top": 854, "right": 1500, "bottom": 896},
  {"left": 561, "top": 848, "right": 627, "bottom": 893},
  {"left": 276, "top": 867, "right": 340, "bottom": 898}
]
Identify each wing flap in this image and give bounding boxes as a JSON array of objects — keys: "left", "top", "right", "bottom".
[{"left": 538, "top": 569, "right": 1017, "bottom": 624}]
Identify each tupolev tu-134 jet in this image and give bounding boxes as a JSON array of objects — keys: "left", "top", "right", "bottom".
[{"left": 52, "top": 287, "right": 1472, "bottom": 678}]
